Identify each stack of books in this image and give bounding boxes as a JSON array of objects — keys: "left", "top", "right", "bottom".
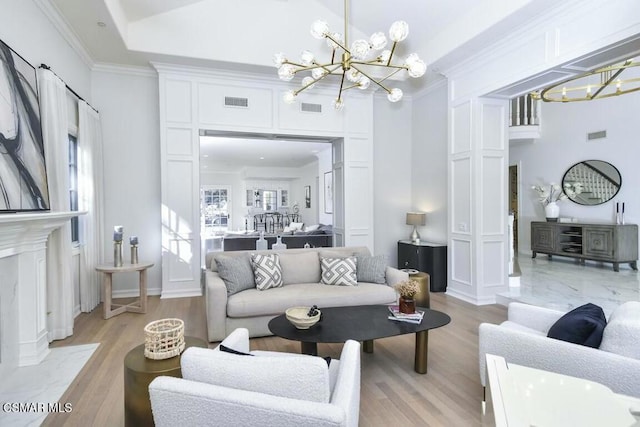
[{"left": 387, "top": 305, "right": 424, "bottom": 324}]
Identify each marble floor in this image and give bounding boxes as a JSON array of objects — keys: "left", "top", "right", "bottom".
[
  {"left": 497, "top": 253, "right": 640, "bottom": 316},
  {"left": 0, "top": 343, "right": 99, "bottom": 426}
]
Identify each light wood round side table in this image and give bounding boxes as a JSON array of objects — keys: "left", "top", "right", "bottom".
[
  {"left": 95, "top": 262, "right": 154, "bottom": 319},
  {"left": 124, "top": 336, "right": 208, "bottom": 426}
]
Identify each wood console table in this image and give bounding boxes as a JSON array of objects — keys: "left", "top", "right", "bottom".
[
  {"left": 531, "top": 222, "right": 638, "bottom": 272},
  {"left": 96, "top": 262, "right": 154, "bottom": 319}
]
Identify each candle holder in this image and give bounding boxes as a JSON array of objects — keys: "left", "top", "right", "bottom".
[
  {"left": 114, "top": 241, "right": 123, "bottom": 267},
  {"left": 130, "top": 245, "right": 139, "bottom": 264}
]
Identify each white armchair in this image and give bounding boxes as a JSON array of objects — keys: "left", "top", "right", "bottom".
[
  {"left": 479, "top": 302, "right": 640, "bottom": 398},
  {"left": 149, "top": 328, "right": 361, "bottom": 427}
]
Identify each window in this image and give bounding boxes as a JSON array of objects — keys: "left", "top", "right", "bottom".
[
  {"left": 201, "top": 186, "right": 231, "bottom": 233},
  {"left": 262, "top": 190, "right": 277, "bottom": 211},
  {"left": 68, "top": 135, "right": 79, "bottom": 243}
]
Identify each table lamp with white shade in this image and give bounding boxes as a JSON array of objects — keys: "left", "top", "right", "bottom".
[{"left": 406, "top": 212, "right": 426, "bottom": 243}]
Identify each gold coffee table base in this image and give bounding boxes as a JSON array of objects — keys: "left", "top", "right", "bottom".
[{"left": 415, "top": 330, "right": 429, "bottom": 374}]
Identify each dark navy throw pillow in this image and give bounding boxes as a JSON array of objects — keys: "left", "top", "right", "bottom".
[
  {"left": 219, "top": 344, "right": 254, "bottom": 356},
  {"left": 547, "top": 303, "right": 607, "bottom": 348}
]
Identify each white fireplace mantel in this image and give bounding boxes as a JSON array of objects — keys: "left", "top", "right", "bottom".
[
  {"left": 0, "top": 211, "right": 83, "bottom": 256},
  {"left": 0, "top": 211, "right": 85, "bottom": 368}
]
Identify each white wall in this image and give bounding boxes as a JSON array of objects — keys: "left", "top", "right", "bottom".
[
  {"left": 292, "top": 161, "right": 319, "bottom": 226},
  {"left": 510, "top": 91, "right": 640, "bottom": 255},
  {"left": 91, "top": 69, "right": 162, "bottom": 296},
  {"left": 412, "top": 83, "right": 449, "bottom": 245},
  {"left": 372, "top": 95, "right": 413, "bottom": 265},
  {"left": 0, "top": 1, "right": 91, "bottom": 99},
  {"left": 317, "top": 146, "right": 333, "bottom": 225}
]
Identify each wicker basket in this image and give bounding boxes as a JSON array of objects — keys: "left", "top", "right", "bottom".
[{"left": 143, "top": 318, "right": 186, "bottom": 360}]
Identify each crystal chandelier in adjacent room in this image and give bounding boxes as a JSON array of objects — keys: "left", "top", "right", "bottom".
[
  {"left": 531, "top": 58, "right": 640, "bottom": 102},
  {"left": 274, "top": 0, "right": 426, "bottom": 110}
]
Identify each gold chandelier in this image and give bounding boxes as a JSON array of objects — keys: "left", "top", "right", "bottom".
[
  {"left": 273, "top": 0, "right": 426, "bottom": 110},
  {"left": 531, "top": 58, "right": 640, "bottom": 102}
]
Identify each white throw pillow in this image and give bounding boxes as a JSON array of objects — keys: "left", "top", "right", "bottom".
[
  {"left": 289, "top": 222, "right": 304, "bottom": 231},
  {"left": 599, "top": 301, "right": 640, "bottom": 360},
  {"left": 180, "top": 347, "right": 331, "bottom": 403},
  {"left": 304, "top": 224, "right": 320, "bottom": 232},
  {"left": 251, "top": 253, "right": 283, "bottom": 290},
  {"left": 320, "top": 256, "right": 357, "bottom": 286}
]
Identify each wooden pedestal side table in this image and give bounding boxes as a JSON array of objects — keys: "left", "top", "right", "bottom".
[
  {"left": 124, "top": 337, "right": 208, "bottom": 427},
  {"left": 96, "top": 262, "right": 154, "bottom": 319},
  {"left": 403, "top": 269, "right": 431, "bottom": 308}
]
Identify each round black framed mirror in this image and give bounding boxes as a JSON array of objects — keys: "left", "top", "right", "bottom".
[{"left": 562, "top": 160, "right": 621, "bottom": 205}]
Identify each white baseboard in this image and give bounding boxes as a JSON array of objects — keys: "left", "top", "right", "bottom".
[
  {"left": 111, "top": 287, "right": 162, "bottom": 298},
  {"left": 508, "top": 276, "right": 521, "bottom": 287},
  {"left": 160, "top": 288, "right": 203, "bottom": 299},
  {"left": 445, "top": 288, "right": 497, "bottom": 306}
]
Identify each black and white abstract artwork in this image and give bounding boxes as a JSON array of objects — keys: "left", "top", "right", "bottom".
[{"left": 0, "top": 39, "right": 49, "bottom": 211}]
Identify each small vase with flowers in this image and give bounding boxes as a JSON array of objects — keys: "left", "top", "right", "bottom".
[{"left": 394, "top": 279, "right": 421, "bottom": 314}]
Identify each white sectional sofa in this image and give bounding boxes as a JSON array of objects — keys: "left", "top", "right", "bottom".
[{"left": 205, "top": 246, "right": 408, "bottom": 342}]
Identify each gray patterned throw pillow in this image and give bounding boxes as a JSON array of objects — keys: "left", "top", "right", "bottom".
[
  {"left": 320, "top": 256, "right": 357, "bottom": 286},
  {"left": 251, "top": 253, "right": 283, "bottom": 290}
]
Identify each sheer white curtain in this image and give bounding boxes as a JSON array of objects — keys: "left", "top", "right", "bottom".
[
  {"left": 78, "top": 101, "right": 104, "bottom": 312},
  {"left": 37, "top": 68, "right": 74, "bottom": 341}
]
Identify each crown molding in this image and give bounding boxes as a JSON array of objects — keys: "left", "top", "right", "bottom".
[
  {"left": 151, "top": 61, "right": 281, "bottom": 85},
  {"left": 150, "top": 61, "right": 375, "bottom": 102},
  {"left": 34, "top": 0, "right": 95, "bottom": 69},
  {"left": 413, "top": 79, "right": 447, "bottom": 100},
  {"left": 439, "top": 0, "right": 628, "bottom": 81},
  {"left": 92, "top": 62, "right": 157, "bottom": 77}
]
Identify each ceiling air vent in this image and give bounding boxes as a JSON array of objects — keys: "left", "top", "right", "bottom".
[
  {"left": 301, "top": 102, "right": 322, "bottom": 113},
  {"left": 587, "top": 130, "right": 607, "bottom": 141},
  {"left": 224, "top": 96, "right": 249, "bottom": 108}
]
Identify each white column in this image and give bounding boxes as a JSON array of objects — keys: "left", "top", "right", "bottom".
[
  {"left": 447, "top": 96, "right": 510, "bottom": 305},
  {"left": 508, "top": 214, "right": 514, "bottom": 276}
]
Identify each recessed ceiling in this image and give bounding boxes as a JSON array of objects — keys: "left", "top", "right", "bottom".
[
  {"left": 200, "top": 136, "right": 331, "bottom": 173},
  {"left": 118, "top": 0, "right": 207, "bottom": 22},
  {"left": 50, "top": 0, "right": 492, "bottom": 74}
]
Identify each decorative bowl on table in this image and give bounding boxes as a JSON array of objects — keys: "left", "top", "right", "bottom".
[{"left": 285, "top": 306, "right": 321, "bottom": 329}]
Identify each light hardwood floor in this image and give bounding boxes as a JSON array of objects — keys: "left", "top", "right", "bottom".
[{"left": 43, "top": 293, "right": 506, "bottom": 426}]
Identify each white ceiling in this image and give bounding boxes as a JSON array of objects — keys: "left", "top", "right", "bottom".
[
  {"left": 118, "top": 0, "right": 206, "bottom": 22},
  {"left": 48, "top": 1, "right": 640, "bottom": 169},
  {"left": 47, "top": 0, "right": 485, "bottom": 170},
  {"left": 51, "top": 0, "right": 482, "bottom": 71},
  {"left": 200, "top": 136, "right": 331, "bottom": 173}
]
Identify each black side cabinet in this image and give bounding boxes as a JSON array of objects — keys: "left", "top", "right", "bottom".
[{"left": 397, "top": 240, "right": 447, "bottom": 292}]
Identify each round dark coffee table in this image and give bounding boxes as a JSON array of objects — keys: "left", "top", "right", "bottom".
[{"left": 268, "top": 305, "right": 451, "bottom": 374}]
